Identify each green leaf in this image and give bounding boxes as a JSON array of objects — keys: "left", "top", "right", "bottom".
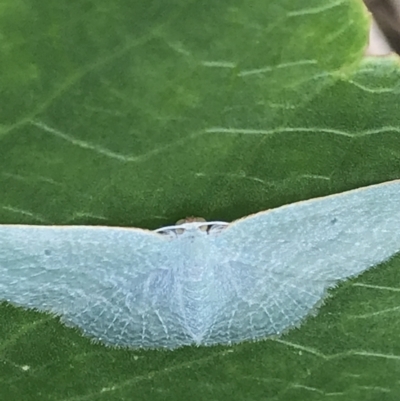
[{"left": 1, "top": 0, "right": 400, "bottom": 399}]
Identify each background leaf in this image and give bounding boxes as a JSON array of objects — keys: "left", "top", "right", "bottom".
[{"left": 1, "top": 0, "right": 400, "bottom": 400}]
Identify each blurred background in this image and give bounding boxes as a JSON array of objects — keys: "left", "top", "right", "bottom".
[{"left": 366, "top": 0, "right": 400, "bottom": 55}]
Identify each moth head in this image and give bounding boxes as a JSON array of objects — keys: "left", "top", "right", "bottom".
[{"left": 155, "top": 217, "right": 228, "bottom": 237}]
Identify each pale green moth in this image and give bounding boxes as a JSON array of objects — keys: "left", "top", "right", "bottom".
[{"left": 0, "top": 180, "right": 399, "bottom": 349}]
